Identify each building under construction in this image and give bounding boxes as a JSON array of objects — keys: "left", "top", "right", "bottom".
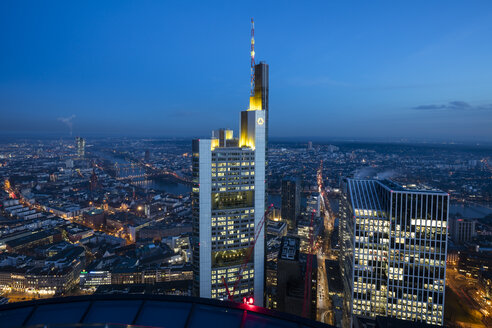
[{"left": 191, "top": 19, "right": 269, "bottom": 306}]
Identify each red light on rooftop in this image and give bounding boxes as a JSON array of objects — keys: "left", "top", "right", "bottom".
[{"left": 243, "top": 297, "right": 254, "bottom": 305}]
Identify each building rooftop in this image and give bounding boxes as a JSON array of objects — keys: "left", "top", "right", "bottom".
[
  {"left": 0, "top": 294, "right": 334, "bottom": 328},
  {"left": 279, "top": 236, "right": 300, "bottom": 261},
  {"left": 379, "top": 179, "right": 446, "bottom": 194},
  {"left": 5, "top": 229, "right": 59, "bottom": 249}
]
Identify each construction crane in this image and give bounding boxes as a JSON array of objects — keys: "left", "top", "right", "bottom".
[
  {"left": 222, "top": 203, "right": 274, "bottom": 303},
  {"left": 302, "top": 210, "right": 316, "bottom": 317}
]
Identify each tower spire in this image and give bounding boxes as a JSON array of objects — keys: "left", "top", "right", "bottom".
[{"left": 250, "top": 18, "right": 255, "bottom": 97}]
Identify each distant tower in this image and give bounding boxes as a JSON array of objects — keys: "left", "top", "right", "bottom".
[
  {"left": 281, "top": 177, "right": 301, "bottom": 231},
  {"left": 144, "top": 150, "right": 150, "bottom": 162},
  {"left": 75, "top": 137, "right": 85, "bottom": 158},
  {"left": 90, "top": 168, "right": 98, "bottom": 191}
]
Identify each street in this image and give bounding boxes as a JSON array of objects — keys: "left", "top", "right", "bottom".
[
  {"left": 446, "top": 268, "right": 490, "bottom": 327},
  {"left": 316, "top": 162, "right": 336, "bottom": 325}
]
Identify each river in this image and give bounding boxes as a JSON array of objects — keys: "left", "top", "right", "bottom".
[
  {"left": 96, "top": 150, "right": 492, "bottom": 216},
  {"left": 94, "top": 150, "right": 191, "bottom": 196},
  {"left": 449, "top": 203, "right": 492, "bottom": 219},
  {"left": 132, "top": 179, "right": 191, "bottom": 195}
]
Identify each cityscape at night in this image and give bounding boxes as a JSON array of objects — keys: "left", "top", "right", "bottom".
[{"left": 1, "top": 1, "right": 492, "bottom": 328}]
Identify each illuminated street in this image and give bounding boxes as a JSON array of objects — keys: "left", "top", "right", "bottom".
[
  {"left": 316, "top": 162, "right": 336, "bottom": 325},
  {"left": 446, "top": 269, "right": 490, "bottom": 327}
]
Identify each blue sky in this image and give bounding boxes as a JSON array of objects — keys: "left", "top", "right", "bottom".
[{"left": 1, "top": 1, "right": 492, "bottom": 141}]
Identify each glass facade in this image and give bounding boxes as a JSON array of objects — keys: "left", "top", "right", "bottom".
[{"left": 340, "top": 179, "right": 448, "bottom": 327}]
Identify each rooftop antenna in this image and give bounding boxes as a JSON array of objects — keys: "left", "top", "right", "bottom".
[{"left": 250, "top": 18, "right": 255, "bottom": 97}]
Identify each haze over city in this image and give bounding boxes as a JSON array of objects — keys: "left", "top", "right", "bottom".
[{"left": 1, "top": 1, "right": 492, "bottom": 141}]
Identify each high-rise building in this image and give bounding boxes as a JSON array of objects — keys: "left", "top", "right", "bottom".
[
  {"left": 75, "top": 137, "right": 85, "bottom": 158},
  {"left": 449, "top": 217, "right": 476, "bottom": 244},
  {"left": 339, "top": 178, "right": 448, "bottom": 327},
  {"left": 192, "top": 33, "right": 268, "bottom": 304},
  {"left": 281, "top": 177, "right": 301, "bottom": 231}
]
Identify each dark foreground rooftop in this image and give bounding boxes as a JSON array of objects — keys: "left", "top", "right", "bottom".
[{"left": 0, "top": 294, "right": 335, "bottom": 328}]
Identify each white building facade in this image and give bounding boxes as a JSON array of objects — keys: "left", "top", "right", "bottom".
[{"left": 192, "top": 63, "right": 268, "bottom": 306}]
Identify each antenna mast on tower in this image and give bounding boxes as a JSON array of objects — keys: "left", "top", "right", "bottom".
[{"left": 250, "top": 18, "right": 255, "bottom": 97}]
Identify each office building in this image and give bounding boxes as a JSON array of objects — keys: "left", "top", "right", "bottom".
[
  {"left": 76, "top": 137, "right": 85, "bottom": 158},
  {"left": 281, "top": 177, "right": 301, "bottom": 231},
  {"left": 449, "top": 217, "right": 476, "bottom": 244},
  {"left": 339, "top": 179, "right": 448, "bottom": 327},
  {"left": 191, "top": 54, "right": 269, "bottom": 304}
]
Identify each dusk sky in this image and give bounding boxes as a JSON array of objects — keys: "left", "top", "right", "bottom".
[{"left": 1, "top": 1, "right": 492, "bottom": 141}]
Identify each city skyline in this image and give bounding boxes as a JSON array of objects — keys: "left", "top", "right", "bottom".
[
  {"left": 1, "top": 3, "right": 492, "bottom": 327},
  {"left": 2, "top": 1, "right": 492, "bottom": 141}
]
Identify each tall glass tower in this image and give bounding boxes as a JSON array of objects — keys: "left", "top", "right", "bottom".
[
  {"left": 192, "top": 64, "right": 268, "bottom": 306},
  {"left": 339, "top": 178, "right": 448, "bottom": 327}
]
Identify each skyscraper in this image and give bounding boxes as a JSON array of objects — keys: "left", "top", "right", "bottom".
[
  {"left": 192, "top": 24, "right": 268, "bottom": 305},
  {"left": 75, "top": 137, "right": 85, "bottom": 158},
  {"left": 281, "top": 177, "right": 301, "bottom": 231},
  {"left": 339, "top": 178, "right": 448, "bottom": 327}
]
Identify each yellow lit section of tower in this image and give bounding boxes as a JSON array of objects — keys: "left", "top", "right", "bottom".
[
  {"left": 248, "top": 94, "right": 262, "bottom": 111},
  {"left": 210, "top": 138, "right": 219, "bottom": 151}
]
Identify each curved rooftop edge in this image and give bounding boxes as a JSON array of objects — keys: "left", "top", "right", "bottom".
[{"left": 0, "top": 294, "right": 336, "bottom": 328}]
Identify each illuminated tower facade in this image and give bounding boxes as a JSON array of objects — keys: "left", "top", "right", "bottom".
[
  {"left": 192, "top": 108, "right": 266, "bottom": 305},
  {"left": 253, "top": 62, "right": 269, "bottom": 144},
  {"left": 340, "top": 178, "right": 448, "bottom": 327},
  {"left": 192, "top": 22, "right": 268, "bottom": 305}
]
